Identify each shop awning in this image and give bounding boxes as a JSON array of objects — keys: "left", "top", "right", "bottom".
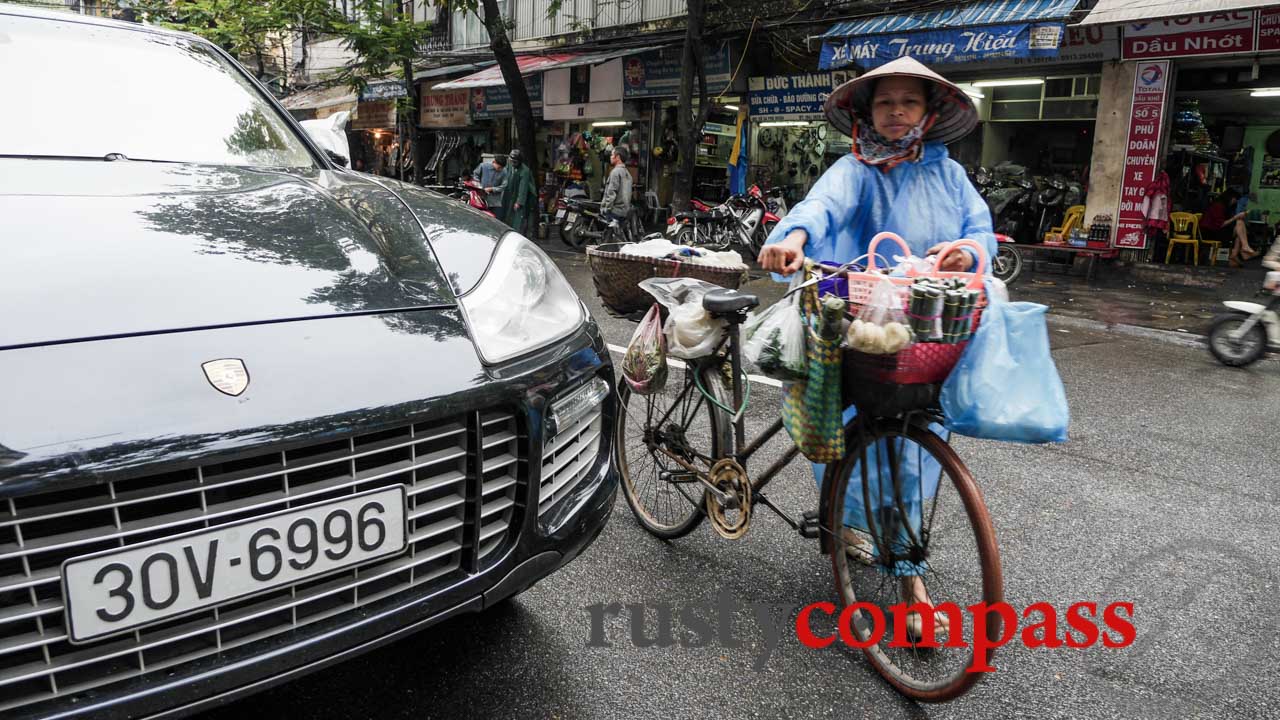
[
  {"left": 820, "top": 0, "right": 1081, "bottom": 38},
  {"left": 432, "top": 46, "right": 666, "bottom": 89},
  {"left": 432, "top": 54, "right": 581, "bottom": 89},
  {"left": 413, "top": 60, "right": 495, "bottom": 82},
  {"left": 1079, "top": 0, "right": 1277, "bottom": 26},
  {"left": 281, "top": 83, "right": 357, "bottom": 111}
]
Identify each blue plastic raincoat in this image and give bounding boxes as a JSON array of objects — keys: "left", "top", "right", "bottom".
[{"left": 763, "top": 141, "right": 995, "bottom": 575}]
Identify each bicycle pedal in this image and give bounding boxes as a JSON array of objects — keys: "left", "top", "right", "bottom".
[{"left": 798, "top": 511, "right": 821, "bottom": 540}]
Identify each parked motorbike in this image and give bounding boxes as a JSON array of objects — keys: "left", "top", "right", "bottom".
[
  {"left": 992, "top": 233, "right": 1022, "bottom": 286},
  {"left": 1207, "top": 269, "right": 1280, "bottom": 367},
  {"left": 561, "top": 197, "right": 643, "bottom": 250},
  {"left": 553, "top": 185, "right": 589, "bottom": 242},
  {"left": 1033, "top": 176, "right": 1068, "bottom": 241},
  {"left": 664, "top": 185, "right": 782, "bottom": 256},
  {"left": 429, "top": 178, "right": 497, "bottom": 219}
]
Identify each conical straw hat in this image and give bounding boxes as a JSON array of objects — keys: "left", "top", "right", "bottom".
[{"left": 824, "top": 57, "right": 978, "bottom": 144}]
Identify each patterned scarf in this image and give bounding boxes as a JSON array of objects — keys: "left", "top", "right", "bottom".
[{"left": 853, "top": 112, "right": 937, "bottom": 172}]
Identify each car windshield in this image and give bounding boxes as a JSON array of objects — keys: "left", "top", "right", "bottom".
[{"left": 0, "top": 13, "right": 315, "bottom": 168}]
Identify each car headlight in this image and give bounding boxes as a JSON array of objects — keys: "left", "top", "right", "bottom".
[{"left": 460, "top": 232, "right": 585, "bottom": 364}]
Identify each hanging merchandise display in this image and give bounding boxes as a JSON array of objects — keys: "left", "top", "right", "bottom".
[{"left": 1172, "top": 98, "right": 1217, "bottom": 154}]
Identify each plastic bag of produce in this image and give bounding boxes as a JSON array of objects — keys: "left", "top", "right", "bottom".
[
  {"left": 637, "top": 278, "right": 727, "bottom": 359},
  {"left": 742, "top": 279, "right": 807, "bottom": 381},
  {"left": 847, "top": 276, "right": 913, "bottom": 355},
  {"left": 621, "top": 303, "right": 668, "bottom": 395}
]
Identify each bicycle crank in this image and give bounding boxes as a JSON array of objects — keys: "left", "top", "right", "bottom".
[{"left": 706, "top": 458, "right": 752, "bottom": 540}]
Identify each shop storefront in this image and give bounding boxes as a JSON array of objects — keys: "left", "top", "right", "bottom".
[
  {"left": 349, "top": 96, "right": 401, "bottom": 177},
  {"left": 622, "top": 44, "right": 744, "bottom": 205},
  {"left": 815, "top": 0, "right": 1110, "bottom": 242},
  {"left": 746, "top": 71, "right": 854, "bottom": 204},
  {"left": 1080, "top": 6, "right": 1280, "bottom": 261},
  {"left": 417, "top": 82, "right": 480, "bottom": 185}
]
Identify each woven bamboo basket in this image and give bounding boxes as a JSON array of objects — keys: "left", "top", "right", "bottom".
[{"left": 586, "top": 243, "right": 750, "bottom": 317}]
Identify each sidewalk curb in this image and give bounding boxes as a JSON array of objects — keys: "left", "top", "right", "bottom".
[{"left": 1046, "top": 313, "right": 1205, "bottom": 348}]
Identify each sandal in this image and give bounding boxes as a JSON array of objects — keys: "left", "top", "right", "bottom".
[
  {"left": 840, "top": 528, "right": 875, "bottom": 567},
  {"left": 900, "top": 577, "right": 952, "bottom": 644}
]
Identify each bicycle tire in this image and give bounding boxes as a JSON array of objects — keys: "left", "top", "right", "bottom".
[
  {"left": 822, "top": 417, "right": 1002, "bottom": 703},
  {"left": 616, "top": 362, "right": 732, "bottom": 539}
]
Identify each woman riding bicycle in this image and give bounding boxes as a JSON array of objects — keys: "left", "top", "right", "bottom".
[{"left": 758, "top": 57, "right": 996, "bottom": 638}]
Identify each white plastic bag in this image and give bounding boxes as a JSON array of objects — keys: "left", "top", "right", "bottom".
[
  {"left": 637, "top": 278, "right": 726, "bottom": 359},
  {"left": 847, "top": 276, "right": 913, "bottom": 355},
  {"left": 742, "top": 278, "right": 807, "bottom": 380}
]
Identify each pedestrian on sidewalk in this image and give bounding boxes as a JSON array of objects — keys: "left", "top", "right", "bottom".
[
  {"left": 600, "top": 146, "right": 633, "bottom": 226},
  {"left": 471, "top": 154, "right": 509, "bottom": 211},
  {"left": 501, "top": 148, "right": 537, "bottom": 235}
]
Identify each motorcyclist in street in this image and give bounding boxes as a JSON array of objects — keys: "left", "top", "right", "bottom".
[
  {"left": 600, "top": 146, "right": 633, "bottom": 229},
  {"left": 758, "top": 57, "right": 995, "bottom": 640}
]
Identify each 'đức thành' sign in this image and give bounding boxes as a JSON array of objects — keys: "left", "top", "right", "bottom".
[{"left": 819, "top": 23, "right": 1063, "bottom": 69}]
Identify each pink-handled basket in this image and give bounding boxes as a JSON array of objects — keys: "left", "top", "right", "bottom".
[{"left": 843, "top": 233, "right": 989, "bottom": 385}]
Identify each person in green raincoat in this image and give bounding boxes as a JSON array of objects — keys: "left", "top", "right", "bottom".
[{"left": 501, "top": 148, "right": 538, "bottom": 234}]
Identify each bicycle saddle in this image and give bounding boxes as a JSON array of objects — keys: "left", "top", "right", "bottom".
[{"left": 702, "top": 288, "right": 759, "bottom": 316}]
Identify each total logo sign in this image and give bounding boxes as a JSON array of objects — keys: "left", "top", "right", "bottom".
[{"left": 1137, "top": 63, "right": 1165, "bottom": 91}]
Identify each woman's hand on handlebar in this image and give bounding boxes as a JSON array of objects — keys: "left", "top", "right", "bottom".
[{"left": 758, "top": 229, "right": 807, "bottom": 275}]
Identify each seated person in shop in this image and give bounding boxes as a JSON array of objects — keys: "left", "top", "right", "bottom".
[
  {"left": 758, "top": 57, "right": 995, "bottom": 641},
  {"left": 471, "top": 154, "right": 509, "bottom": 210},
  {"left": 1201, "top": 189, "right": 1258, "bottom": 267}
]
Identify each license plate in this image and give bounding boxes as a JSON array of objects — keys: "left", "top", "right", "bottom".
[
  {"left": 566, "top": 212, "right": 578, "bottom": 224},
  {"left": 555, "top": 208, "right": 566, "bottom": 221},
  {"left": 62, "top": 485, "right": 407, "bottom": 643}
]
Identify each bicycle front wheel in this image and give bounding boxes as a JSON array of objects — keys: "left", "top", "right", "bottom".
[
  {"left": 616, "top": 362, "right": 732, "bottom": 539},
  {"left": 823, "top": 417, "right": 1002, "bottom": 703}
]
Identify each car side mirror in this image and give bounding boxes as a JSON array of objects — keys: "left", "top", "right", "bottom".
[{"left": 324, "top": 149, "right": 349, "bottom": 167}]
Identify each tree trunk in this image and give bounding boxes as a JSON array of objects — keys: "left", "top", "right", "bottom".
[
  {"left": 478, "top": 0, "right": 538, "bottom": 184},
  {"left": 401, "top": 56, "right": 421, "bottom": 184},
  {"left": 671, "top": 0, "right": 711, "bottom": 212}
]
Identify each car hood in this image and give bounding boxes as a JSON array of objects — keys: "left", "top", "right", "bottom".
[{"left": 0, "top": 161, "right": 458, "bottom": 348}]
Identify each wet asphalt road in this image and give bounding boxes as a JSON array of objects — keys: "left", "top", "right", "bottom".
[{"left": 208, "top": 244, "right": 1280, "bottom": 720}]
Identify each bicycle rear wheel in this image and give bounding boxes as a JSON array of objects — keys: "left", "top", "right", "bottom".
[
  {"left": 822, "top": 417, "right": 1002, "bottom": 703},
  {"left": 616, "top": 362, "right": 731, "bottom": 539}
]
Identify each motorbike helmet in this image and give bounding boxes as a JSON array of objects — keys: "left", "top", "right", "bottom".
[{"left": 508, "top": 148, "right": 523, "bottom": 165}]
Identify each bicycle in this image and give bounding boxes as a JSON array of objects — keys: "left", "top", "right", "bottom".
[{"left": 614, "top": 265, "right": 1004, "bottom": 703}]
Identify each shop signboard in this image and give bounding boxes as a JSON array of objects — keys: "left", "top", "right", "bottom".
[
  {"left": 747, "top": 73, "right": 846, "bottom": 121},
  {"left": 819, "top": 23, "right": 1064, "bottom": 69},
  {"left": 470, "top": 75, "right": 543, "bottom": 120},
  {"left": 1115, "top": 61, "right": 1169, "bottom": 250},
  {"left": 360, "top": 80, "right": 408, "bottom": 102},
  {"left": 972, "top": 25, "right": 1119, "bottom": 70},
  {"left": 419, "top": 86, "right": 470, "bottom": 128},
  {"left": 1121, "top": 11, "right": 1256, "bottom": 60},
  {"left": 1258, "top": 7, "right": 1280, "bottom": 52},
  {"left": 623, "top": 45, "right": 732, "bottom": 99},
  {"left": 351, "top": 100, "right": 397, "bottom": 130}
]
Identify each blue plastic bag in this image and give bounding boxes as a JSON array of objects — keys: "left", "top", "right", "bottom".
[{"left": 940, "top": 280, "right": 1069, "bottom": 443}]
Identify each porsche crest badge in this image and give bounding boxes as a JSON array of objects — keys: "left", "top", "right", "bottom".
[{"left": 202, "top": 359, "right": 250, "bottom": 396}]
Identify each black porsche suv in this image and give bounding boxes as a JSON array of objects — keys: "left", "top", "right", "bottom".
[{"left": 0, "top": 6, "right": 616, "bottom": 717}]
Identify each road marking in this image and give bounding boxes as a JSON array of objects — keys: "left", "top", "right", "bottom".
[{"left": 605, "top": 344, "right": 784, "bottom": 388}]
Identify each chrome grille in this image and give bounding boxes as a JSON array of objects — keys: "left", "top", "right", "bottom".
[
  {"left": 538, "top": 403, "right": 605, "bottom": 516},
  {"left": 0, "top": 410, "right": 524, "bottom": 713}
]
